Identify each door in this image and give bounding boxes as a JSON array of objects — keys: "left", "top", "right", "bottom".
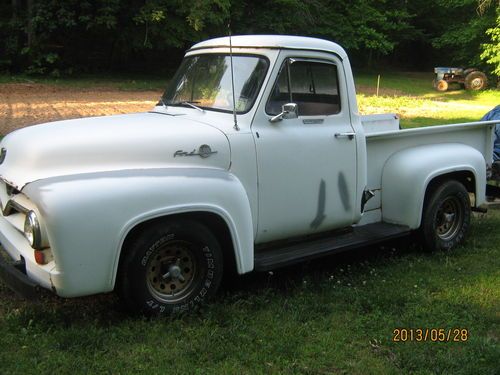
[{"left": 253, "top": 53, "right": 357, "bottom": 243}]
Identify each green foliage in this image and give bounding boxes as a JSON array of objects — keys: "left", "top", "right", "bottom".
[
  {"left": 0, "top": 0, "right": 499, "bottom": 75},
  {"left": 232, "top": 0, "right": 416, "bottom": 56},
  {"left": 481, "top": 14, "right": 500, "bottom": 76},
  {"left": 430, "top": 0, "right": 496, "bottom": 68},
  {"left": 0, "top": 0, "right": 232, "bottom": 74}
]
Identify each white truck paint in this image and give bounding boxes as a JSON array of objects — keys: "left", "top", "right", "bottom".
[{"left": 0, "top": 35, "right": 496, "bottom": 312}]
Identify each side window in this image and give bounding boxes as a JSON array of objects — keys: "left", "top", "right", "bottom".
[
  {"left": 265, "top": 63, "right": 291, "bottom": 115},
  {"left": 266, "top": 59, "right": 341, "bottom": 116}
]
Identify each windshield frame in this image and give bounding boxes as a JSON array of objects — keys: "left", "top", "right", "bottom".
[{"left": 162, "top": 53, "right": 271, "bottom": 115}]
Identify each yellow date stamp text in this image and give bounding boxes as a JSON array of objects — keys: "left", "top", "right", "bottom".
[{"left": 392, "top": 328, "right": 469, "bottom": 342}]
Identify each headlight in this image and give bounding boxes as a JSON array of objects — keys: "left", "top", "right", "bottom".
[{"left": 24, "top": 210, "right": 42, "bottom": 249}]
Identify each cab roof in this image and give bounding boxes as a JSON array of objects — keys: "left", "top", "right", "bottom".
[{"left": 189, "top": 35, "right": 347, "bottom": 59}]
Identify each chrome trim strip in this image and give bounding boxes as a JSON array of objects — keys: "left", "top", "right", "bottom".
[
  {"left": 0, "top": 176, "right": 19, "bottom": 191},
  {"left": 25, "top": 211, "right": 42, "bottom": 250},
  {"left": 0, "top": 176, "right": 20, "bottom": 196},
  {"left": 2, "top": 200, "right": 29, "bottom": 217},
  {"left": 0, "top": 148, "right": 6, "bottom": 164}
]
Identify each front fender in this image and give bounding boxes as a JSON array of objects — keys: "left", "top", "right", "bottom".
[
  {"left": 22, "top": 168, "right": 254, "bottom": 297},
  {"left": 381, "top": 143, "right": 486, "bottom": 229}
]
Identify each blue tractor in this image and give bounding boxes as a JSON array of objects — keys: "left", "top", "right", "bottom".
[{"left": 433, "top": 67, "right": 488, "bottom": 91}]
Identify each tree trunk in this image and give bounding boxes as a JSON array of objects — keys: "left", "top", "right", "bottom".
[
  {"left": 11, "top": 0, "right": 18, "bottom": 22},
  {"left": 27, "top": 0, "right": 34, "bottom": 48}
]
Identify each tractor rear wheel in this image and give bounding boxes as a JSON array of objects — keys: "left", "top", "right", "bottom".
[{"left": 464, "top": 71, "right": 487, "bottom": 90}]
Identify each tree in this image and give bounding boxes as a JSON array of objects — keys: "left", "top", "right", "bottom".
[
  {"left": 0, "top": 0, "right": 498, "bottom": 75},
  {"left": 232, "top": 0, "right": 416, "bottom": 67},
  {"left": 430, "top": 0, "right": 496, "bottom": 68},
  {"left": 478, "top": 1, "right": 500, "bottom": 78},
  {"left": 481, "top": 13, "right": 500, "bottom": 77},
  {"left": 477, "top": 0, "right": 500, "bottom": 14}
]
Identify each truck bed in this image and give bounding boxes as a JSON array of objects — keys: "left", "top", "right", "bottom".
[{"left": 363, "top": 121, "right": 496, "bottom": 213}]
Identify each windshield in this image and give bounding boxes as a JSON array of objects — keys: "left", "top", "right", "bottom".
[{"left": 162, "top": 54, "right": 269, "bottom": 113}]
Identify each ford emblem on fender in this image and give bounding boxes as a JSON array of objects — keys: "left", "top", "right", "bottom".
[
  {"left": 0, "top": 148, "right": 6, "bottom": 164},
  {"left": 198, "top": 144, "right": 217, "bottom": 158},
  {"left": 173, "top": 144, "right": 217, "bottom": 158}
]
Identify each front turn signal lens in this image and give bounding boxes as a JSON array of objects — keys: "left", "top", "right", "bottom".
[{"left": 34, "top": 250, "right": 46, "bottom": 265}]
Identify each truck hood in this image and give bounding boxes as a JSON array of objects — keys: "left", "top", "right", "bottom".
[{"left": 0, "top": 112, "right": 231, "bottom": 189}]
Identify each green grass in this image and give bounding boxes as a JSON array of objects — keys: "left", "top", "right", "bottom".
[
  {"left": 354, "top": 71, "right": 500, "bottom": 128},
  {"left": 0, "top": 72, "right": 499, "bottom": 374},
  {"left": 0, "top": 73, "right": 168, "bottom": 91},
  {"left": 1, "top": 211, "right": 498, "bottom": 374},
  {"left": 354, "top": 71, "right": 499, "bottom": 103}
]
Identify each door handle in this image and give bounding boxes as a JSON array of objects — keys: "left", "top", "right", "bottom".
[{"left": 334, "top": 132, "right": 356, "bottom": 140}]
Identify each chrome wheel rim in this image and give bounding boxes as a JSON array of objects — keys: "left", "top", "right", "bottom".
[
  {"left": 471, "top": 78, "right": 483, "bottom": 89},
  {"left": 435, "top": 197, "right": 463, "bottom": 241},
  {"left": 146, "top": 240, "right": 197, "bottom": 303}
]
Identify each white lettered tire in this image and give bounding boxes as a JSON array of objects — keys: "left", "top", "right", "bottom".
[{"left": 118, "top": 219, "right": 223, "bottom": 315}]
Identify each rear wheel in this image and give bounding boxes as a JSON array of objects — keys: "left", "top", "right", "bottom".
[
  {"left": 118, "top": 219, "right": 223, "bottom": 315},
  {"left": 419, "top": 180, "right": 471, "bottom": 251},
  {"left": 464, "top": 71, "right": 487, "bottom": 90}
]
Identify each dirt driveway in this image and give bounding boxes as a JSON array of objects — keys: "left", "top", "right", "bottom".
[{"left": 0, "top": 83, "right": 162, "bottom": 135}]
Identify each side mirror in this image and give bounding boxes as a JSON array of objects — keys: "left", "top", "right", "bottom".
[{"left": 269, "top": 103, "right": 298, "bottom": 123}]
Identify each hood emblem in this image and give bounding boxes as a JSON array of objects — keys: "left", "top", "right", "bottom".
[
  {"left": 174, "top": 144, "right": 217, "bottom": 159},
  {"left": 0, "top": 148, "right": 6, "bottom": 164}
]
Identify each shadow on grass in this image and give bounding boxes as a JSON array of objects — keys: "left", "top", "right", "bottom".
[
  {"left": 3, "top": 209, "right": 497, "bottom": 328},
  {"left": 0, "top": 73, "right": 169, "bottom": 91},
  {"left": 1, "top": 235, "right": 420, "bottom": 327},
  {"left": 222, "top": 236, "right": 416, "bottom": 294}
]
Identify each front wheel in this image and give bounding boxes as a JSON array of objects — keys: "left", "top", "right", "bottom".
[
  {"left": 419, "top": 180, "right": 471, "bottom": 251},
  {"left": 118, "top": 219, "right": 223, "bottom": 315},
  {"left": 435, "top": 79, "right": 449, "bottom": 92}
]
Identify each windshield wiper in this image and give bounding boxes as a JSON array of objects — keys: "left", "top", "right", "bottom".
[
  {"left": 167, "top": 100, "right": 205, "bottom": 113},
  {"left": 179, "top": 101, "right": 205, "bottom": 113},
  {"left": 156, "top": 98, "right": 167, "bottom": 107}
]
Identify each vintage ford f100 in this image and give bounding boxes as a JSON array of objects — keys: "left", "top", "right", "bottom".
[{"left": 0, "top": 35, "right": 496, "bottom": 314}]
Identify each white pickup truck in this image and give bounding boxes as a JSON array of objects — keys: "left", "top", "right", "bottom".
[{"left": 0, "top": 35, "right": 496, "bottom": 315}]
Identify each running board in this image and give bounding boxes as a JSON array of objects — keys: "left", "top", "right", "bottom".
[{"left": 254, "top": 223, "right": 411, "bottom": 271}]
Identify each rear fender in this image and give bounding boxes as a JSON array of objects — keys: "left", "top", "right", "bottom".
[{"left": 381, "top": 144, "right": 485, "bottom": 229}]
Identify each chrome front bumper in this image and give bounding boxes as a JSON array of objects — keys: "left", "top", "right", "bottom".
[{"left": 0, "top": 253, "right": 40, "bottom": 299}]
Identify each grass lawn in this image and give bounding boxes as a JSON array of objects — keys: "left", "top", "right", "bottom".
[
  {"left": 0, "top": 73, "right": 169, "bottom": 91},
  {"left": 0, "top": 72, "right": 499, "bottom": 374},
  {"left": 1, "top": 213, "right": 498, "bottom": 374},
  {"left": 354, "top": 71, "right": 500, "bottom": 128}
]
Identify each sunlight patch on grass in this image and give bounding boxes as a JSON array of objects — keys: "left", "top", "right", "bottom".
[{"left": 357, "top": 94, "right": 492, "bottom": 128}]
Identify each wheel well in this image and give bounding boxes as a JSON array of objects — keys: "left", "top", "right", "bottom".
[
  {"left": 118, "top": 212, "right": 238, "bottom": 287},
  {"left": 425, "top": 171, "right": 476, "bottom": 204}
]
